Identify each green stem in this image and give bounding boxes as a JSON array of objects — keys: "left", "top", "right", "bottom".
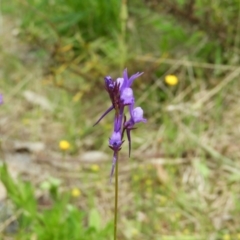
[
  {"left": 119, "top": 0, "right": 128, "bottom": 69},
  {"left": 114, "top": 152, "right": 119, "bottom": 240}
]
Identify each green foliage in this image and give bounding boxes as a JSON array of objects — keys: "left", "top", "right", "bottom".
[
  {"left": 16, "top": 0, "right": 121, "bottom": 41},
  {"left": 0, "top": 164, "right": 37, "bottom": 217},
  {"left": 0, "top": 164, "right": 112, "bottom": 240},
  {"left": 3, "top": 0, "right": 240, "bottom": 67},
  {"left": 61, "top": 0, "right": 121, "bottom": 39}
]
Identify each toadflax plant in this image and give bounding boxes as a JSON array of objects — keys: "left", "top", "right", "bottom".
[{"left": 94, "top": 69, "right": 146, "bottom": 240}]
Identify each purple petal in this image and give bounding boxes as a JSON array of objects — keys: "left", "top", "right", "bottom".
[
  {"left": 113, "top": 107, "right": 124, "bottom": 132},
  {"left": 93, "top": 105, "right": 114, "bottom": 126},
  {"left": 128, "top": 103, "right": 134, "bottom": 119},
  {"left": 128, "top": 72, "right": 144, "bottom": 87},
  {"left": 116, "top": 78, "right": 124, "bottom": 88},
  {"left": 121, "top": 88, "right": 134, "bottom": 105},
  {"left": 132, "top": 107, "right": 147, "bottom": 123},
  {"left": 114, "top": 115, "right": 122, "bottom": 132},
  {"left": 109, "top": 131, "right": 122, "bottom": 149},
  {"left": 105, "top": 76, "right": 114, "bottom": 90},
  {"left": 0, "top": 94, "right": 3, "bottom": 105},
  {"left": 121, "top": 69, "right": 129, "bottom": 92},
  {"left": 121, "top": 69, "right": 144, "bottom": 90}
]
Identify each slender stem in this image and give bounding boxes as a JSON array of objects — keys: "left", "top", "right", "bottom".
[
  {"left": 119, "top": 0, "right": 128, "bottom": 69},
  {"left": 114, "top": 151, "right": 119, "bottom": 240}
]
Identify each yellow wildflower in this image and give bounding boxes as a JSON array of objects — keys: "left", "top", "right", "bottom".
[
  {"left": 237, "top": 233, "right": 240, "bottom": 240},
  {"left": 131, "top": 228, "right": 139, "bottom": 236},
  {"left": 59, "top": 140, "right": 70, "bottom": 151},
  {"left": 139, "top": 164, "right": 144, "bottom": 169},
  {"left": 165, "top": 75, "right": 178, "bottom": 86},
  {"left": 183, "top": 228, "right": 189, "bottom": 235},
  {"left": 73, "top": 92, "right": 83, "bottom": 102},
  {"left": 147, "top": 165, "right": 153, "bottom": 170},
  {"left": 22, "top": 118, "right": 30, "bottom": 125},
  {"left": 175, "top": 212, "right": 181, "bottom": 219},
  {"left": 145, "top": 179, "right": 153, "bottom": 186},
  {"left": 222, "top": 234, "right": 231, "bottom": 240},
  {"left": 133, "top": 175, "right": 140, "bottom": 182},
  {"left": 71, "top": 188, "right": 81, "bottom": 197},
  {"left": 160, "top": 196, "right": 167, "bottom": 205},
  {"left": 91, "top": 164, "right": 100, "bottom": 172}
]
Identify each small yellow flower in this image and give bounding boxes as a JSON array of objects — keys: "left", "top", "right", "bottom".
[
  {"left": 145, "top": 179, "right": 153, "bottom": 186},
  {"left": 165, "top": 75, "right": 178, "bottom": 86},
  {"left": 175, "top": 212, "right": 181, "bottom": 219},
  {"left": 131, "top": 228, "right": 139, "bottom": 236},
  {"left": 73, "top": 92, "right": 83, "bottom": 102},
  {"left": 183, "top": 228, "right": 190, "bottom": 235},
  {"left": 133, "top": 175, "right": 140, "bottom": 182},
  {"left": 160, "top": 196, "right": 167, "bottom": 205},
  {"left": 59, "top": 140, "right": 70, "bottom": 151},
  {"left": 139, "top": 164, "right": 144, "bottom": 169},
  {"left": 147, "top": 165, "right": 153, "bottom": 170},
  {"left": 237, "top": 233, "right": 240, "bottom": 240},
  {"left": 22, "top": 118, "right": 30, "bottom": 125},
  {"left": 222, "top": 234, "right": 231, "bottom": 240},
  {"left": 91, "top": 164, "right": 100, "bottom": 172},
  {"left": 71, "top": 188, "right": 81, "bottom": 197}
]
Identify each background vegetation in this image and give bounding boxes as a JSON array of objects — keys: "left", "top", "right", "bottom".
[{"left": 1, "top": 0, "right": 240, "bottom": 239}]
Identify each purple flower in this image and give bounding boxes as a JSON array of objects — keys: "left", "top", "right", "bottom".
[
  {"left": 124, "top": 107, "right": 147, "bottom": 156},
  {"left": 120, "top": 88, "right": 134, "bottom": 105},
  {"left": 116, "top": 78, "right": 124, "bottom": 88},
  {"left": 94, "top": 69, "right": 146, "bottom": 180},
  {"left": 109, "top": 131, "right": 124, "bottom": 181},
  {"left": 130, "top": 107, "right": 147, "bottom": 124},
  {"left": 113, "top": 110, "right": 124, "bottom": 132},
  {"left": 0, "top": 94, "right": 3, "bottom": 105},
  {"left": 109, "top": 131, "right": 123, "bottom": 150},
  {"left": 94, "top": 69, "right": 143, "bottom": 126},
  {"left": 105, "top": 76, "right": 115, "bottom": 90},
  {"left": 121, "top": 69, "right": 143, "bottom": 92}
]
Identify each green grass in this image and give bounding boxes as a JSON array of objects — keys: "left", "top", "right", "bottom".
[{"left": 0, "top": 164, "right": 113, "bottom": 240}]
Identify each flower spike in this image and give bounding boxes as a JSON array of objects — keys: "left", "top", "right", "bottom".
[{"left": 94, "top": 70, "right": 146, "bottom": 179}]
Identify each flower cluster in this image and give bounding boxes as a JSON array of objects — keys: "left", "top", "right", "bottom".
[{"left": 94, "top": 69, "right": 146, "bottom": 180}]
